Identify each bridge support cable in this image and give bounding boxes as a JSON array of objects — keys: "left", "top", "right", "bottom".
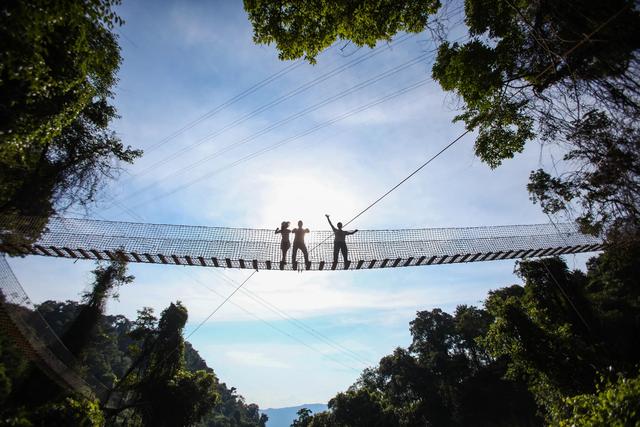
[
  {"left": 1, "top": 216, "right": 603, "bottom": 271},
  {"left": 0, "top": 256, "right": 111, "bottom": 400}
]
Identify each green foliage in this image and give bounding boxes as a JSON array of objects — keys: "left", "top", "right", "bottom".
[
  {"left": 432, "top": 40, "right": 534, "bottom": 168},
  {"left": 292, "top": 408, "right": 313, "bottom": 427},
  {"left": 135, "top": 368, "right": 219, "bottom": 427},
  {"left": 1, "top": 294, "right": 266, "bottom": 427},
  {"left": 432, "top": 0, "right": 640, "bottom": 167},
  {"left": 551, "top": 374, "right": 640, "bottom": 427},
  {"left": 303, "top": 305, "right": 539, "bottom": 426},
  {"left": 329, "top": 388, "right": 397, "bottom": 427},
  {"left": 302, "top": 239, "right": 640, "bottom": 426},
  {"left": 0, "top": 0, "right": 123, "bottom": 154},
  {"left": 243, "top": 0, "right": 441, "bottom": 63},
  {"left": 483, "top": 251, "right": 640, "bottom": 419},
  {"left": 0, "top": 318, "right": 29, "bottom": 405},
  {"left": 62, "top": 260, "right": 133, "bottom": 358},
  {"left": 113, "top": 302, "right": 220, "bottom": 427},
  {"left": 0, "top": 0, "right": 141, "bottom": 251},
  {"left": 306, "top": 411, "right": 333, "bottom": 427},
  {"left": 196, "top": 382, "right": 269, "bottom": 427},
  {"left": 30, "top": 396, "right": 105, "bottom": 426}
]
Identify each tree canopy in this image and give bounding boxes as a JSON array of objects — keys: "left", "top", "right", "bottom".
[
  {"left": 0, "top": 0, "right": 141, "bottom": 249},
  {"left": 243, "top": 0, "right": 441, "bottom": 64},
  {"left": 1, "top": 0, "right": 123, "bottom": 154}
]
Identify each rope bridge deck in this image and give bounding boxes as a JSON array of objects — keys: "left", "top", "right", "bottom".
[{"left": 1, "top": 216, "right": 603, "bottom": 270}]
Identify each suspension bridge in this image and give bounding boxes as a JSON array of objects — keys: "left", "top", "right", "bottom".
[
  {"left": 2, "top": 216, "right": 603, "bottom": 271},
  {"left": 0, "top": 214, "right": 604, "bottom": 402}
]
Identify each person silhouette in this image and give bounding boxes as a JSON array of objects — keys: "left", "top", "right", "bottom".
[
  {"left": 291, "top": 220, "right": 310, "bottom": 269},
  {"left": 325, "top": 214, "right": 358, "bottom": 268},
  {"left": 275, "top": 221, "right": 291, "bottom": 267}
]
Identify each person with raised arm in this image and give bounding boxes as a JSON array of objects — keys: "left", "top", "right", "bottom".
[
  {"left": 325, "top": 214, "right": 358, "bottom": 268},
  {"left": 291, "top": 220, "right": 311, "bottom": 270},
  {"left": 275, "top": 221, "right": 291, "bottom": 267}
]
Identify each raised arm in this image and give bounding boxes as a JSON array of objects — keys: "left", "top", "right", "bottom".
[
  {"left": 347, "top": 229, "right": 358, "bottom": 235},
  {"left": 325, "top": 214, "right": 336, "bottom": 231},
  {"left": 275, "top": 228, "right": 281, "bottom": 234}
]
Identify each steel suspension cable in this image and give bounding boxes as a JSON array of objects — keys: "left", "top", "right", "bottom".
[
  {"left": 144, "top": 58, "right": 306, "bottom": 153},
  {"left": 345, "top": 131, "right": 470, "bottom": 228},
  {"left": 116, "top": 47, "right": 439, "bottom": 205},
  {"left": 210, "top": 269, "right": 372, "bottom": 366},
  {"left": 307, "top": 130, "right": 471, "bottom": 256},
  {"left": 130, "top": 33, "right": 415, "bottom": 179},
  {"left": 190, "top": 270, "right": 369, "bottom": 369},
  {"left": 128, "top": 77, "right": 434, "bottom": 210}
]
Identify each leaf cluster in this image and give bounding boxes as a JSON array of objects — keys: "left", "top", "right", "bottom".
[
  {"left": 244, "top": 0, "right": 440, "bottom": 63},
  {"left": 0, "top": 0, "right": 123, "bottom": 153},
  {"left": 0, "top": 261, "right": 268, "bottom": 427}
]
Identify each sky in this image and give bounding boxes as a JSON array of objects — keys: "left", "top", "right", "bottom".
[{"left": 6, "top": 0, "right": 590, "bottom": 409}]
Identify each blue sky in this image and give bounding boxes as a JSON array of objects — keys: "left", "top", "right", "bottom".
[{"left": 7, "top": 0, "right": 590, "bottom": 408}]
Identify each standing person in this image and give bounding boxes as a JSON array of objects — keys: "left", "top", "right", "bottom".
[
  {"left": 291, "top": 220, "right": 310, "bottom": 269},
  {"left": 325, "top": 214, "right": 358, "bottom": 268},
  {"left": 275, "top": 221, "right": 291, "bottom": 267}
]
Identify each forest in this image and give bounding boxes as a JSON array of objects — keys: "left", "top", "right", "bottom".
[
  {"left": 1, "top": 0, "right": 640, "bottom": 425},
  {"left": 290, "top": 245, "right": 640, "bottom": 426},
  {"left": 0, "top": 260, "right": 268, "bottom": 426}
]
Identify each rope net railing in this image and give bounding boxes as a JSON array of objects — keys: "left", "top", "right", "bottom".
[
  {"left": 0, "top": 216, "right": 603, "bottom": 270},
  {"left": 0, "top": 255, "right": 109, "bottom": 400}
]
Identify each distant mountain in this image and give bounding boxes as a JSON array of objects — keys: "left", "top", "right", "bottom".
[{"left": 261, "top": 403, "right": 328, "bottom": 427}]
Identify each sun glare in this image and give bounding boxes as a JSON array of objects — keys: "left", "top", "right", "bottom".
[{"left": 257, "top": 171, "right": 364, "bottom": 231}]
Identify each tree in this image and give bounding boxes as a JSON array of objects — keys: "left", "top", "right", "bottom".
[
  {"left": 31, "top": 395, "right": 105, "bottom": 426},
  {"left": 243, "top": 0, "right": 441, "bottom": 64},
  {"left": 431, "top": 0, "right": 640, "bottom": 167},
  {"left": 2, "top": 296, "right": 265, "bottom": 426},
  {"left": 62, "top": 259, "right": 134, "bottom": 358},
  {"left": 482, "top": 252, "right": 640, "bottom": 419},
  {"left": 0, "top": 0, "right": 141, "bottom": 249},
  {"left": 550, "top": 374, "right": 640, "bottom": 427},
  {"left": 527, "top": 111, "right": 640, "bottom": 235},
  {"left": 304, "top": 305, "right": 539, "bottom": 426},
  {"left": 329, "top": 388, "right": 398, "bottom": 427},
  {"left": 245, "top": 0, "right": 639, "bottom": 162},
  {"left": 292, "top": 407, "right": 313, "bottom": 427},
  {"left": 123, "top": 302, "right": 219, "bottom": 427},
  {"left": 0, "top": 315, "right": 29, "bottom": 408}
]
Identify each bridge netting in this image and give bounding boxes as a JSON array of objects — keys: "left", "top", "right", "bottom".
[
  {"left": 1, "top": 216, "right": 603, "bottom": 270},
  {"left": 0, "top": 255, "right": 109, "bottom": 400}
]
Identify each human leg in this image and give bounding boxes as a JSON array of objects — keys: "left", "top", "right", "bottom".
[
  {"left": 281, "top": 242, "right": 290, "bottom": 263},
  {"left": 340, "top": 243, "right": 348, "bottom": 263}
]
